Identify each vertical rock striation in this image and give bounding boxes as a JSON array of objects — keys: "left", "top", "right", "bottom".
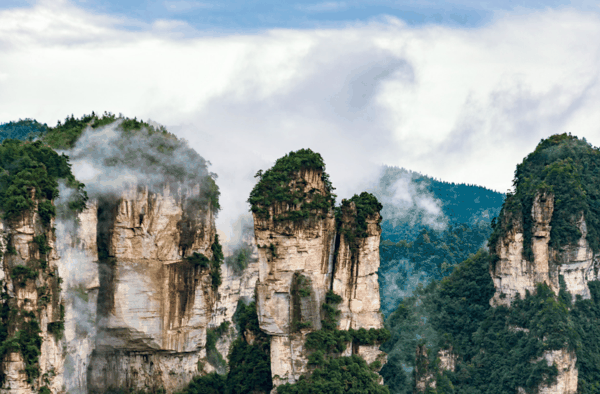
[
  {"left": 88, "top": 184, "right": 218, "bottom": 394},
  {"left": 249, "top": 151, "right": 387, "bottom": 389},
  {"left": 0, "top": 195, "right": 64, "bottom": 394}
]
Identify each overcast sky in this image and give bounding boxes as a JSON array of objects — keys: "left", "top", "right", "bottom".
[{"left": 1, "top": 0, "right": 600, "bottom": 240}]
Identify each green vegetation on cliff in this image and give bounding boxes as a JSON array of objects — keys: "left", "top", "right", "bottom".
[
  {"left": 489, "top": 133, "right": 600, "bottom": 260},
  {"left": 248, "top": 148, "right": 336, "bottom": 222},
  {"left": 379, "top": 222, "right": 493, "bottom": 316},
  {"left": 382, "top": 134, "right": 600, "bottom": 394},
  {"left": 336, "top": 191, "right": 383, "bottom": 254},
  {"left": 0, "top": 139, "right": 87, "bottom": 221},
  {"left": 278, "top": 290, "right": 390, "bottom": 394},
  {"left": 382, "top": 250, "right": 579, "bottom": 394},
  {"left": 184, "top": 301, "right": 273, "bottom": 394}
]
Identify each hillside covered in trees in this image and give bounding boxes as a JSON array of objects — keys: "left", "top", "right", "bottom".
[{"left": 381, "top": 134, "right": 600, "bottom": 394}]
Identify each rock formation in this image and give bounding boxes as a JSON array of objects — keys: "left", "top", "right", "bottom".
[
  {"left": 489, "top": 190, "right": 583, "bottom": 393},
  {"left": 87, "top": 184, "right": 218, "bottom": 393},
  {"left": 0, "top": 192, "right": 64, "bottom": 394},
  {"left": 250, "top": 162, "right": 386, "bottom": 388}
]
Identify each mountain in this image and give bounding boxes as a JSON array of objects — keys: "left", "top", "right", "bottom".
[
  {"left": 0, "top": 119, "right": 48, "bottom": 143},
  {"left": 381, "top": 133, "right": 600, "bottom": 394},
  {"left": 369, "top": 166, "right": 505, "bottom": 316},
  {"left": 0, "top": 116, "right": 389, "bottom": 394}
]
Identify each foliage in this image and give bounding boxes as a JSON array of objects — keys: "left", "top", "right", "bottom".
[
  {"left": 382, "top": 249, "right": 581, "bottom": 394},
  {"left": 373, "top": 165, "right": 504, "bottom": 244},
  {"left": 47, "top": 303, "right": 65, "bottom": 340},
  {"left": 42, "top": 113, "right": 96, "bottom": 149},
  {"left": 379, "top": 222, "right": 493, "bottom": 316},
  {"left": 0, "top": 139, "right": 87, "bottom": 221},
  {"left": 282, "top": 290, "right": 389, "bottom": 394},
  {"left": 41, "top": 112, "right": 220, "bottom": 213},
  {"left": 277, "top": 355, "right": 390, "bottom": 394},
  {"left": 336, "top": 192, "right": 383, "bottom": 255},
  {"left": 186, "top": 252, "right": 210, "bottom": 269},
  {"left": 226, "top": 301, "right": 273, "bottom": 394},
  {"left": 184, "top": 234, "right": 223, "bottom": 291},
  {"left": 0, "top": 317, "right": 43, "bottom": 384},
  {"left": 210, "top": 234, "right": 224, "bottom": 290},
  {"left": 225, "top": 242, "right": 254, "bottom": 274},
  {"left": 489, "top": 133, "right": 600, "bottom": 259},
  {"left": 206, "top": 321, "right": 230, "bottom": 372},
  {"left": 177, "top": 373, "right": 226, "bottom": 394},
  {"left": 10, "top": 265, "right": 38, "bottom": 287},
  {"left": 248, "top": 148, "right": 336, "bottom": 222},
  {"left": 571, "top": 281, "right": 600, "bottom": 393},
  {"left": 0, "top": 119, "right": 48, "bottom": 142}
]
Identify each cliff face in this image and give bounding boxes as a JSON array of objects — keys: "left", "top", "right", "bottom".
[
  {"left": 0, "top": 195, "right": 64, "bottom": 394},
  {"left": 490, "top": 191, "right": 586, "bottom": 393},
  {"left": 87, "top": 185, "right": 218, "bottom": 394},
  {"left": 252, "top": 168, "right": 386, "bottom": 388}
]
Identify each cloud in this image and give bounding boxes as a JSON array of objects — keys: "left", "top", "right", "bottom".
[{"left": 1, "top": 2, "right": 600, "bottom": 237}]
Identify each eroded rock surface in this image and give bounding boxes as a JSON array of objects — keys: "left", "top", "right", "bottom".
[
  {"left": 88, "top": 185, "right": 218, "bottom": 393},
  {"left": 251, "top": 168, "right": 386, "bottom": 388}
]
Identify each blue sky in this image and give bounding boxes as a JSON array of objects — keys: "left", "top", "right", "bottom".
[
  {"left": 1, "top": 0, "right": 598, "bottom": 32},
  {"left": 1, "top": 0, "right": 599, "bottom": 238}
]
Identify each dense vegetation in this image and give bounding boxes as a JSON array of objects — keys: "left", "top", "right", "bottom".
[
  {"left": 185, "top": 234, "right": 224, "bottom": 291},
  {"left": 0, "top": 119, "right": 48, "bottom": 142},
  {"left": 381, "top": 250, "right": 580, "bottom": 394},
  {"left": 379, "top": 222, "right": 493, "bottom": 315},
  {"left": 489, "top": 133, "right": 600, "bottom": 260},
  {"left": 183, "top": 301, "right": 273, "bottom": 394},
  {"left": 382, "top": 135, "right": 600, "bottom": 394},
  {"left": 0, "top": 138, "right": 83, "bottom": 388},
  {"left": 373, "top": 166, "right": 504, "bottom": 314},
  {"left": 336, "top": 192, "right": 383, "bottom": 254},
  {"left": 278, "top": 290, "right": 390, "bottom": 394},
  {"left": 0, "top": 139, "right": 87, "bottom": 222},
  {"left": 248, "top": 148, "right": 336, "bottom": 222},
  {"left": 372, "top": 166, "right": 504, "bottom": 244},
  {"left": 225, "top": 241, "right": 255, "bottom": 274},
  {"left": 2, "top": 112, "right": 220, "bottom": 213}
]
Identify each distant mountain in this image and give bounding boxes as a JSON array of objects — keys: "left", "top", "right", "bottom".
[
  {"left": 369, "top": 166, "right": 505, "bottom": 315},
  {"left": 0, "top": 118, "right": 48, "bottom": 142}
]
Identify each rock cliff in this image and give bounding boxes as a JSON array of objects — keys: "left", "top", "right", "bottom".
[
  {"left": 0, "top": 199, "right": 64, "bottom": 394},
  {"left": 87, "top": 184, "right": 219, "bottom": 393},
  {"left": 249, "top": 152, "right": 387, "bottom": 389},
  {"left": 486, "top": 134, "right": 600, "bottom": 393}
]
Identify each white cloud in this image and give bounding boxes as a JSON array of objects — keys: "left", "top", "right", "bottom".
[{"left": 1, "top": 2, "right": 600, "bottom": 237}]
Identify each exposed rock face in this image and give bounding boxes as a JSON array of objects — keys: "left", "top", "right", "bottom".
[
  {"left": 537, "top": 350, "right": 578, "bottom": 394},
  {"left": 209, "top": 254, "right": 259, "bottom": 368},
  {"left": 491, "top": 191, "right": 597, "bottom": 306},
  {"left": 252, "top": 169, "right": 386, "bottom": 388},
  {"left": 490, "top": 190, "right": 593, "bottom": 393},
  {"left": 56, "top": 200, "right": 100, "bottom": 394},
  {"left": 88, "top": 185, "right": 218, "bottom": 394},
  {"left": 0, "top": 197, "right": 64, "bottom": 394}
]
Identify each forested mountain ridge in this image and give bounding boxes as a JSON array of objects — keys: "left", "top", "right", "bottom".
[
  {"left": 370, "top": 167, "right": 505, "bottom": 316},
  {"left": 382, "top": 133, "right": 600, "bottom": 394}
]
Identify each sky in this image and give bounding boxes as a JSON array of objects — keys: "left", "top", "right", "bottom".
[{"left": 1, "top": 0, "right": 600, "bottom": 241}]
